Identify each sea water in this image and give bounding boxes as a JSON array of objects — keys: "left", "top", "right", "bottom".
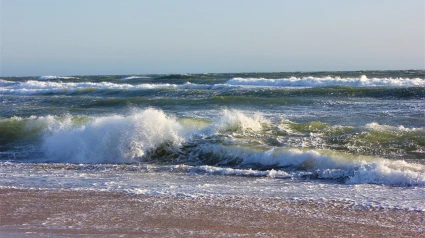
[{"left": 1, "top": 70, "right": 424, "bottom": 210}]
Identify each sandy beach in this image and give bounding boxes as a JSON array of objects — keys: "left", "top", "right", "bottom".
[{"left": 1, "top": 188, "right": 424, "bottom": 237}]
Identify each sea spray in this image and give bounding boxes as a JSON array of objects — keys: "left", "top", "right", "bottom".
[
  {"left": 42, "top": 108, "right": 184, "bottom": 163},
  {"left": 211, "top": 109, "right": 266, "bottom": 133}
]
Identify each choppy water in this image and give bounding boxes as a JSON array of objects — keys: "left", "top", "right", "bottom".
[{"left": 1, "top": 70, "right": 424, "bottom": 210}]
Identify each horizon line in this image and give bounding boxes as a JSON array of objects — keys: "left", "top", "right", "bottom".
[{"left": 1, "top": 68, "right": 424, "bottom": 78}]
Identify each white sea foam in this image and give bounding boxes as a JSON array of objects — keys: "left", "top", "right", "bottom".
[
  {"left": 42, "top": 109, "right": 184, "bottom": 163},
  {"left": 1, "top": 162, "right": 424, "bottom": 211},
  {"left": 365, "top": 122, "right": 425, "bottom": 132},
  {"left": 211, "top": 109, "right": 266, "bottom": 133},
  {"left": 38, "top": 75, "right": 77, "bottom": 80},
  {"left": 226, "top": 75, "right": 425, "bottom": 87},
  {"left": 193, "top": 165, "right": 291, "bottom": 178},
  {"left": 0, "top": 80, "right": 212, "bottom": 95},
  {"left": 0, "top": 79, "right": 15, "bottom": 85}
]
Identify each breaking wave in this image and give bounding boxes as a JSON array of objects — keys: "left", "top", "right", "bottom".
[
  {"left": 38, "top": 75, "right": 77, "bottom": 80},
  {"left": 0, "top": 80, "right": 213, "bottom": 95},
  {"left": 1, "top": 109, "right": 425, "bottom": 186},
  {"left": 120, "top": 76, "right": 151, "bottom": 80},
  {"left": 226, "top": 75, "right": 425, "bottom": 87},
  {"left": 1, "top": 76, "right": 424, "bottom": 96},
  {"left": 190, "top": 145, "right": 425, "bottom": 186},
  {"left": 42, "top": 109, "right": 184, "bottom": 163}
]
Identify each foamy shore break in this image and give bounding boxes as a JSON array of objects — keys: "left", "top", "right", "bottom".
[{"left": 1, "top": 188, "right": 424, "bottom": 237}]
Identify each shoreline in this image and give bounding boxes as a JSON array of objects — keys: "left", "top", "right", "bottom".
[{"left": 1, "top": 188, "right": 424, "bottom": 237}]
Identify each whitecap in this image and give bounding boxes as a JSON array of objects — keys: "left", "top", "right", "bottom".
[
  {"left": 120, "top": 76, "right": 151, "bottom": 80},
  {"left": 38, "top": 75, "right": 77, "bottom": 80},
  {"left": 225, "top": 76, "right": 425, "bottom": 87},
  {"left": 0, "top": 80, "right": 213, "bottom": 95},
  {"left": 42, "top": 108, "right": 184, "bottom": 163}
]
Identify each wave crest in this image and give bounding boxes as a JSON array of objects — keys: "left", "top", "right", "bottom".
[
  {"left": 0, "top": 80, "right": 212, "bottom": 95},
  {"left": 42, "top": 109, "right": 184, "bottom": 163},
  {"left": 212, "top": 109, "right": 266, "bottom": 133},
  {"left": 226, "top": 76, "right": 425, "bottom": 87},
  {"left": 38, "top": 75, "right": 77, "bottom": 80},
  {"left": 3, "top": 109, "right": 425, "bottom": 186},
  {"left": 192, "top": 145, "right": 425, "bottom": 186}
]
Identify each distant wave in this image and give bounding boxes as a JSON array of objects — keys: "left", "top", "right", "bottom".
[
  {"left": 0, "top": 81, "right": 214, "bottom": 95},
  {"left": 120, "top": 76, "right": 151, "bottom": 80},
  {"left": 226, "top": 75, "right": 425, "bottom": 87},
  {"left": 0, "top": 79, "right": 15, "bottom": 85},
  {"left": 1, "top": 75, "right": 424, "bottom": 95},
  {"left": 157, "top": 74, "right": 194, "bottom": 80},
  {"left": 38, "top": 75, "right": 77, "bottom": 80}
]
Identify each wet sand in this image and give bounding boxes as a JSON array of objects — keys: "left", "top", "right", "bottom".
[{"left": 1, "top": 188, "right": 424, "bottom": 237}]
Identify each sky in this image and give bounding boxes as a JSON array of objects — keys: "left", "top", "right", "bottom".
[{"left": 0, "top": 0, "right": 424, "bottom": 76}]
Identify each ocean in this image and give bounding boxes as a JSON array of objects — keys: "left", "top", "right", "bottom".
[{"left": 1, "top": 70, "right": 425, "bottom": 214}]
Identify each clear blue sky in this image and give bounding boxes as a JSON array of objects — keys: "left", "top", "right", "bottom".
[{"left": 1, "top": 0, "right": 424, "bottom": 76}]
